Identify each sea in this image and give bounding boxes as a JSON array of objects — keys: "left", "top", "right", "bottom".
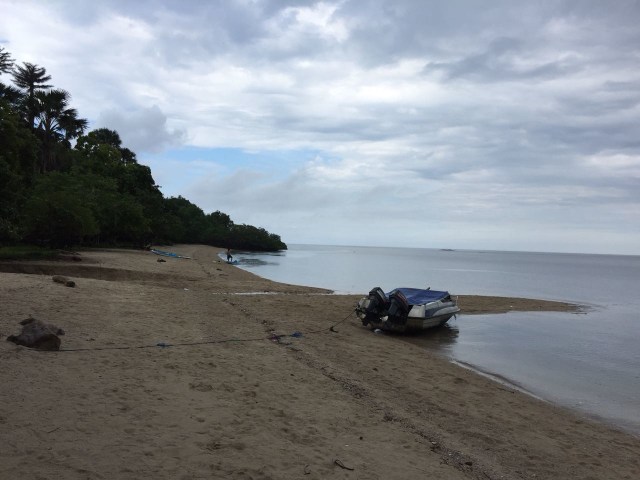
[{"left": 226, "top": 244, "right": 640, "bottom": 436}]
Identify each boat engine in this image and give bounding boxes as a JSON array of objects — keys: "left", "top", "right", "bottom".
[
  {"left": 386, "top": 289, "right": 410, "bottom": 326},
  {"left": 356, "top": 287, "right": 388, "bottom": 325}
]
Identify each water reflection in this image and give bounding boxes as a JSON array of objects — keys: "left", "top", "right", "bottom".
[
  {"left": 395, "top": 323, "right": 460, "bottom": 353},
  {"left": 238, "top": 250, "right": 286, "bottom": 258},
  {"left": 237, "top": 258, "right": 275, "bottom": 266}
]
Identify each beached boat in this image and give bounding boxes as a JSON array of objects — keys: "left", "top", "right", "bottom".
[{"left": 356, "top": 287, "right": 460, "bottom": 332}]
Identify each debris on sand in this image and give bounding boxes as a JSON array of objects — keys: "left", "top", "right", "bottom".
[{"left": 52, "top": 275, "right": 75, "bottom": 287}]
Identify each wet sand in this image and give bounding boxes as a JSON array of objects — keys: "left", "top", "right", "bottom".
[{"left": 0, "top": 244, "right": 638, "bottom": 479}]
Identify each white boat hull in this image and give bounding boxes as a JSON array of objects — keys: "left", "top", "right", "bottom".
[{"left": 368, "top": 304, "right": 459, "bottom": 332}]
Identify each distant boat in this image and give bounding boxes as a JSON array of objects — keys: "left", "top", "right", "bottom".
[
  {"left": 150, "top": 249, "right": 191, "bottom": 259},
  {"left": 356, "top": 287, "right": 460, "bottom": 332}
]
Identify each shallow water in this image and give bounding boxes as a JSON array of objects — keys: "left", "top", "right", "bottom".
[{"left": 230, "top": 245, "right": 640, "bottom": 436}]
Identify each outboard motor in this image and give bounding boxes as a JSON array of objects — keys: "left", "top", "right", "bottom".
[
  {"left": 356, "top": 287, "right": 388, "bottom": 325},
  {"left": 386, "top": 289, "right": 410, "bottom": 326}
]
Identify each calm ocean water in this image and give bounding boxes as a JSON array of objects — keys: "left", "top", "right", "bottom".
[{"left": 229, "top": 244, "right": 640, "bottom": 436}]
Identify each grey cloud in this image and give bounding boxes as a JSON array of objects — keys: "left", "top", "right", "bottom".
[
  {"left": 97, "top": 105, "right": 186, "bottom": 153},
  {"left": 5, "top": 0, "right": 640, "bottom": 252},
  {"left": 60, "top": 1, "right": 347, "bottom": 66},
  {"left": 336, "top": 0, "right": 550, "bottom": 65},
  {"left": 426, "top": 37, "right": 581, "bottom": 83},
  {"left": 191, "top": 166, "right": 336, "bottom": 215}
]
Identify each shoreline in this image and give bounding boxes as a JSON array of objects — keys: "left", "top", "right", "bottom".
[
  {"left": 450, "top": 359, "right": 548, "bottom": 402},
  {"left": 1, "top": 244, "right": 638, "bottom": 479}
]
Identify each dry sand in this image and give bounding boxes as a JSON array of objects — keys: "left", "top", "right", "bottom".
[{"left": 0, "top": 244, "right": 638, "bottom": 480}]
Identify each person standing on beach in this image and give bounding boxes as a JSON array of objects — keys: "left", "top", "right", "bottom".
[{"left": 226, "top": 248, "right": 233, "bottom": 263}]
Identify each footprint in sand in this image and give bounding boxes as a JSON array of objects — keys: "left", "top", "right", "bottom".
[{"left": 189, "top": 382, "right": 214, "bottom": 392}]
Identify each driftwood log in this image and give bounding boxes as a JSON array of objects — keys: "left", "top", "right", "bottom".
[
  {"left": 6, "top": 317, "right": 65, "bottom": 351},
  {"left": 52, "top": 275, "right": 75, "bottom": 287}
]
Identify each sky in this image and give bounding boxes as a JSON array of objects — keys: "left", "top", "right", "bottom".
[{"left": 1, "top": 0, "right": 639, "bottom": 255}]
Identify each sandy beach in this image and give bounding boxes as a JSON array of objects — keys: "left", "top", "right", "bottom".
[{"left": 1, "top": 244, "right": 638, "bottom": 480}]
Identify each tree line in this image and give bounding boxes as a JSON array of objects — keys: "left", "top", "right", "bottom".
[{"left": 0, "top": 47, "right": 286, "bottom": 251}]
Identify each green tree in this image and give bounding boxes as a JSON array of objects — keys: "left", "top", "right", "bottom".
[
  {"left": 0, "top": 157, "right": 22, "bottom": 242},
  {"left": 0, "top": 98, "right": 38, "bottom": 178},
  {"left": 78, "top": 174, "right": 150, "bottom": 245},
  {"left": 0, "top": 82, "right": 22, "bottom": 106},
  {"left": 34, "top": 89, "right": 87, "bottom": 171},
  {"left": 0, "top": 47, "right": 13, "bottom": 74},
  {"left": 200, "top": 210, "right": 233, "bottom": 246},
  {"left": 163, "top": 196, "right": 208, "bottom": 243},
  {"left": 0, "top": 48, "right": 21, "bottom": 108},
  {"left": 75, "top": 129, "right": 160, "bottom": 194},
  {"left": 12, "top": 62, "right": 52, "bottom": 129},
  {"left": 21, "top": 173, "right": 99, "bottom": 247},
  {"left": 0, "top": 47, "right": 20, "bottom": 106},
  {"left": 75, "top": 129, "right": 138, "bottom": 174},
  {"left": 0, "top": 98, "right": 38, "bottom": 243},
  {"left": 79, "top": 128, "right": 122, "bottom": 149},
  {"left": 231, "top": 224, "right": 287, "bottom": 251},
  {"left": 2, "top": 49, "right": 287, "bottom": 251},
  {"left": 74, "top": 128, "right": 165, "bottom": 244}
]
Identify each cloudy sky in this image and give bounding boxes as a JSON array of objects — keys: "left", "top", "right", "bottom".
[{"left": 2, "top": 0, "right": 639, "bottom": 254}]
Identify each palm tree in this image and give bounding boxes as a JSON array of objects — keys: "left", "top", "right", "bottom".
[
  {"left": 34, "top": 89, "right": 88, "bottom": 171},
  {"left": 59, "top": 109, "right": 89, "bottom": 144},
  {"left": 0, "top": 47, "right": 13, "bottom": 74},
  {"left": 0, "top": 47, "right": 20, "bottom": 106},
  {"left": 12, "top": 62, "right": 52, "bottom": 129}
]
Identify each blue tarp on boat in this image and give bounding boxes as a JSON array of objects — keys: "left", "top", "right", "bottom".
[
  {"left": 389, "top": 288, "right": 449, "bottom": 305},
  {"left": 150, "top": 249, "right": 190, "bottom": 259}
]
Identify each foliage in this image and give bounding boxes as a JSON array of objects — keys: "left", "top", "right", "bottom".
[
  {"left": 21, "top": 173, "right": 99, "bottom": 247},
  {"left": 0, "top": 48, "right": 286, "bottom": 252},
  {"left": 0, "top": 157, "right": 22, "bottom": 242},
  {"left": 0, "top": 245, "right": 60, "bottom": 260},
  {"left": 0, "top": 99, "right": 38, "bottom": 242},
  {"left": 231, "top": 224, "right": 287, "bottom": 251}
]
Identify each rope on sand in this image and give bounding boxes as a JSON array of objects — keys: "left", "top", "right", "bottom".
[{"left": 36, "top": 309, "right": 357, "bottom": 353}]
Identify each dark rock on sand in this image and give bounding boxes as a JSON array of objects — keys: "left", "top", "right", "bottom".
[{"left": 6, "top": 317, "right": 65, "bottom": 351}]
